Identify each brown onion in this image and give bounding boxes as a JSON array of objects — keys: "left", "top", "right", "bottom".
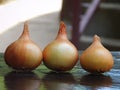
[
  {"left": 80, "top": 35, "right": 114, "bottom": 73},
  {"left": 4, "top": 21, "right": 43, "bottom": 71},
  {"left": 43, "top": 22, "right": 78, "bottom": 72}
]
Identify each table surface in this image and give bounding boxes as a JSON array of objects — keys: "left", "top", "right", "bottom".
[{"left": 0, "top": 52, "right": 120, "bottom": 90}]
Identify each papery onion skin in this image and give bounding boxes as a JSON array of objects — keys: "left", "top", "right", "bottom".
[
  {"left": 43, "top": 22, "right": 79, "bottom": 72},
  {"left": 43, "top": 41, "right": 78, "bottom": 71},
  {"left": 4, "top": 22, "right": 43, "bottom": 71},
  {"left": 80, "top": 35, "right": 114, "bottom": 73}
]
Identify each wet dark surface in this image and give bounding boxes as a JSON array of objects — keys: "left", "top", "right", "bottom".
[{"left": 0, "top": 52, "right": 120, "bottom": 90}]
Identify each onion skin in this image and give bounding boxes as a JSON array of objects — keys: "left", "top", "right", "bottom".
[
  {"left": 80, "top": 35, "right": 114, "bottom": 73},
  {"left": 43, "top": 22, "right": 78, "bottom": 72},
  {"left": 4, "top": 22, "right": 43, "bottom": 71}
]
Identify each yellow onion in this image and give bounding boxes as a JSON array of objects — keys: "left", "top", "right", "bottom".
[
  {"left": 43, "top": 22, "right": 78, "bottom": 72},
  {"left": 80, "top": 35, "right": 114, "bottom": 73},
  {"left": 4, "top": 22, "right": 43, "bottom": 71}
]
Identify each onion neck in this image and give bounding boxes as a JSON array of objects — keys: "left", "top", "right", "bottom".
[
  {"left": 56, "top": 22, "right": 68, "bottom": 40},
  {"left": 92, "top": 35, "right": 104, "bottom": 47},
  {"left": 93, "top": 35, "right": 101, "bottom": 42},
  {"left": 19, "top": 21, "right": 30, "bottom": 40}
]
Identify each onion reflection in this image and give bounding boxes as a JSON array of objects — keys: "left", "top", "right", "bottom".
[
  {"left": 4, "top": 71, "right": 41, "bottom": 90},
  {"left": 42, "top": 72, "right": 77, "bottom": 90},
  {"left": 80, "top": 74, "right": 112, "bottom": 88}
]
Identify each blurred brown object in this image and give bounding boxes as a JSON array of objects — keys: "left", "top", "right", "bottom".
[{"left": 60, "top": 0, "right": 101, "bottom": 49}]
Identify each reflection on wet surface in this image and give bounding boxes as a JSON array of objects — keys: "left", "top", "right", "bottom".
[
  {"left": 3, "top": 68, "right": 119, "bottom": 90},
  {"left": 4, "top": 71, "right": 41, "bottom": 90},
  {"left": 80, "top": 74, "right": 112, "bottom": 90},
  {"left": 42, "top": 72, "right": 77, "bottom": 90}
]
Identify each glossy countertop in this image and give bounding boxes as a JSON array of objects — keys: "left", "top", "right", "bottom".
[{"left": 0, "top": 52, "right": 120, "bottom": 90}]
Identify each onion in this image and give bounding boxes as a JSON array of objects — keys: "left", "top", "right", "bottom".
[
  {"left": 80, "top": 35, "right": 114, "bottom": 73},
  {"left": 4, "top": 22, "right": 43, "bottom": 71},
  {"left": 43, "top": 22, "right": 78, "bottom": 72}
]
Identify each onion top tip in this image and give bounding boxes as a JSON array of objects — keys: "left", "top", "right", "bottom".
[{"left": 93, "top": 34, "right": 101, "bottom": 42}]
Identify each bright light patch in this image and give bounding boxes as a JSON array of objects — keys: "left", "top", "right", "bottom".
[{"left": 0, "top": 0, "right": 62, "bottom": 34}]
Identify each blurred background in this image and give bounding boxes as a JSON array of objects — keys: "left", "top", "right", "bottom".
[{"left": 0, "top": 0, "right": 120, "bottom": 52}]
